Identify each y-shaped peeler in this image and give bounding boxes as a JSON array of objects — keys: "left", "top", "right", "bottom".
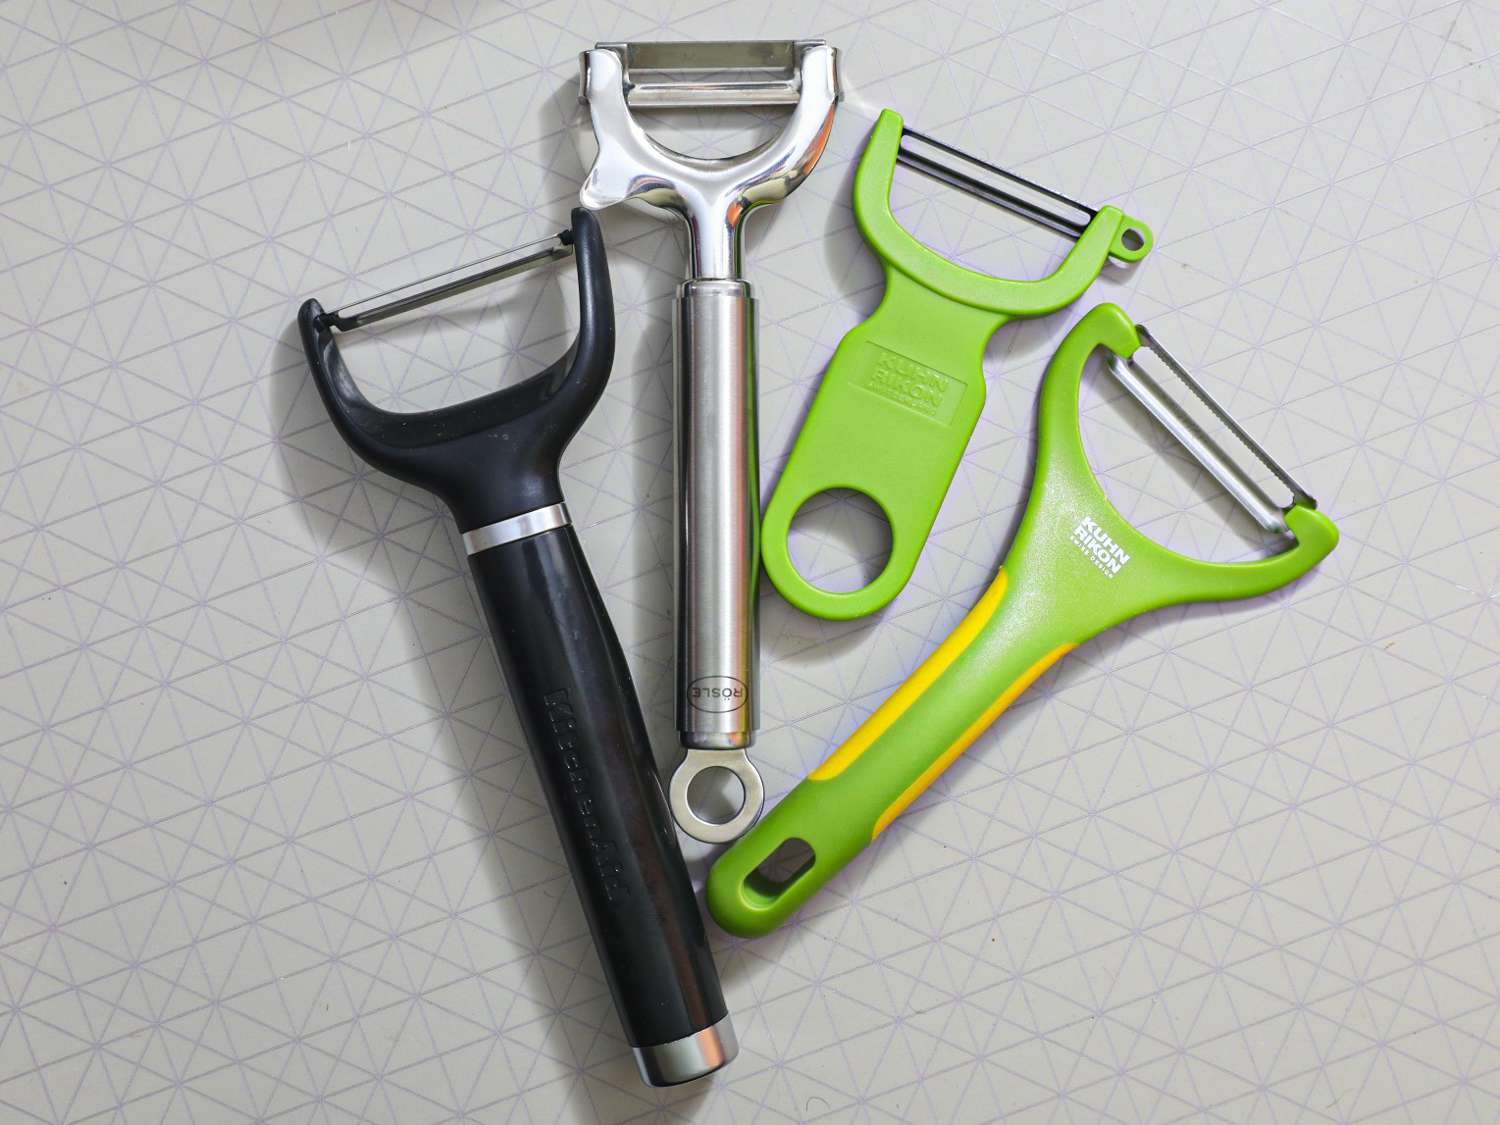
[
  {"left": 298, "top": 210, "right": 733, "bottom": 1086},
  {"left": 578, "top": 41, "right": 842, "bottom": 843},
  {"left": 709, "top": 303, "right": 1339, "bottom": 937},
  {"left": 762, "top": 109, "right": 1152, "bottom": 620}
]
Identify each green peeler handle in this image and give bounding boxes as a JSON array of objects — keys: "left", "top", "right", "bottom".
[
  {"left": 708, "top": 305, "right": 1339, "bottom": 938},
  {"left": 761, "top": 109, "right": 1153, "bottom": 621},
  {"left": 706, "top": 560, "right": 1073, "bottom": 937},
  {"left": 761, "top": 276, "right": 1004, "bottom": 618}
]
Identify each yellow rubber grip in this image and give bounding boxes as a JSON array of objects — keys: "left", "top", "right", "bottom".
[{"left": 810, "top": 568, "right": 1011, "bottom": 781}]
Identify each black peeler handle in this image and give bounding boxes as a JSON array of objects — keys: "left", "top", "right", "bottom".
[
  {"left": 297, "top": 209, "right": 731, "bottom": 1084},
  {"left": 470, "top": 526, "right": 729, "bottom": 1058}
]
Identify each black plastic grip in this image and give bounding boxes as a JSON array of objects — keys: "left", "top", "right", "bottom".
[
  {"left": 471, "top": 526, "right": 727, "bottom": 1048},
  {"left": 297, "top": 209, "right": 615, "bottom": 531},
  {"left": 295, "top": 208, "right": 731, "bottom": 1072}
]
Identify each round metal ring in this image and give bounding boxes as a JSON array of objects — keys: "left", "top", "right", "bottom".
[{"left": 668, "top": 749, "right": 765, "bottom": 845}]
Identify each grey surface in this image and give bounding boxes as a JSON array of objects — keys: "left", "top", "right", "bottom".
[{"left": 2, "top": 2, "right": 1498, "bottom": 1123}]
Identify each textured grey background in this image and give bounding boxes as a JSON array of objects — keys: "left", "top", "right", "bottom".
[{"left": 2, "top": 1, "right": 1498, "bottom": 1122}]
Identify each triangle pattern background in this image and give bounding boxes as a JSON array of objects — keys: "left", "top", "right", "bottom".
[{"left": 2, "top": 1, "right": 1499, "bottom": 1121}]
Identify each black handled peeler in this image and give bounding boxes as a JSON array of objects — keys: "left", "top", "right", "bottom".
[{"left": 297, "top": 209, "right": 734, "bottom": 1086}]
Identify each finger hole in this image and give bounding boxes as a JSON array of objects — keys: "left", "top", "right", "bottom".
[{"left": 787, "top": 488, "right": 893, "bottom": 594}]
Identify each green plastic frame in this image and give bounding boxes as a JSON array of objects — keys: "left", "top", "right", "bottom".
[
  {"left": 709, "top": 304, "right": 1339, "bottom": 938},
  {"left": 761, "top": 109, "right": 1153, "bottom": 620}
]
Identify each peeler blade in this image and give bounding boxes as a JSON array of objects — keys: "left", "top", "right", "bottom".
[
  {"left": 323, "top": 231, "right": 575, "bottom": 332},
  {"left": 585, "top": 39, "right": 833, "bottom": 109},
  {"left": 1105, "top": 329, "right": 1317, "bottom": 536},
  {"left": 896, "top": 127, "right": 1100, "bottom": 243}
]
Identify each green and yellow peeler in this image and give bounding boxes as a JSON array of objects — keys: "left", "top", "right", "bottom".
[
  {"left": 709, "top": 303, "right": 1339, "bottom": 938},
  {"left": 761, "top": 108, "right": 1153, "bottom": 621}
]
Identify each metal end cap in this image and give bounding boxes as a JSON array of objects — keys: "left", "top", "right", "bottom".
[{"left": 633, "top": 1013, "right": 738, "bottom": 1086}]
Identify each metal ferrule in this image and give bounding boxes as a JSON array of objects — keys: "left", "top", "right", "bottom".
[
  {"left": 461, "top": 503, "right": 571, "bottom": 556},
  {"left": 633, "top": 1012, "right": 738, "bottom": 1086}
]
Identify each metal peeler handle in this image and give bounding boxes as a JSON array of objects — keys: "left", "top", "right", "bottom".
[
  {"left": 576, "top": 39, "right": 841, "bottom": 845},
  {"left": 670, "top": 279, "right": 766, "bottom": 842}
]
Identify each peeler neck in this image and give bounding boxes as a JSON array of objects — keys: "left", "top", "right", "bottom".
[{"left": 684, "top": 198, "right": 747, "bottom": 279}]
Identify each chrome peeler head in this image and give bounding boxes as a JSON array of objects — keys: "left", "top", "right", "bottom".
[
  {"left": 576, "top": 39, "right": 841, "bottom": 279},
  {"left": 1105, "top": 327, "right": 1317, "bottom": 537}
]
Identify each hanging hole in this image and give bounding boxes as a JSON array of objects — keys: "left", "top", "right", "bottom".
[
  {"left": 787, "top": 489, "right": 892, "bottom": 594},
  {"left": 1121, "top": 228, "right": 1145, "bottom": 252},
  {"left": 686, "top": 767, "right": 746, "bottom": 826},
  {"left": 745, "top": 837, "right": 816, "bottom": 903}
]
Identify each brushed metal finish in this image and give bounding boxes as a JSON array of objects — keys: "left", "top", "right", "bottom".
[
  {"left": 675, "top": 280, "right": 760, "bottom": 755},
  {"left": 633, "top": 1012, "right": 738, "bottom": 1087}
]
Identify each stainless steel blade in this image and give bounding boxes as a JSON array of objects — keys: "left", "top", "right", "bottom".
[
  {"left": 1105, "top": 328, "right": 1316, "bottom": 536},
  {"left": 326, "top": 232, "right": 574, "bottom": 332}
]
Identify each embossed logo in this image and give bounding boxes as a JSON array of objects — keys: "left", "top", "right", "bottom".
[
  {"left": 688, "top": 676, "right": 747, "bottom": 713},
  {"left": 859, "top": 344, "right": 964, "bottom": 424},
  {"left": 543, "top": 689, "right": 629, "bottom": 903}
]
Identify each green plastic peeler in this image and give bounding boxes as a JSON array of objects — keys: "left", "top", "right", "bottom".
[
  {"left": 709, "top": 303, "right": 1339, "bottom": 938},
  {"left": 761, "top": 109, "right": 1153, "bottom": 620}
]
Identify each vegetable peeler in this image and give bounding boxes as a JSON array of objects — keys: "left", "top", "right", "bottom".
[
  {"left": 708, "top": 303, "right": 1339, "bottom": 938},
  {"left": 761, "top": 109, "right": 1153, "bottom": 620},
  {"left": 297, "top": 210, "right": 734, "bottom": 1087},
  {"left": 577, "top": 41, "right": 842, "bottom": 844}
]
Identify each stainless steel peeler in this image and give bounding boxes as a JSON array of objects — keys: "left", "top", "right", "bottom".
[
  {"left": 297, "top": 211, "right": 734, "bottom": 1086},
  {"left": 577, "top": 41, "right": 842, "bottom": 843}
]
